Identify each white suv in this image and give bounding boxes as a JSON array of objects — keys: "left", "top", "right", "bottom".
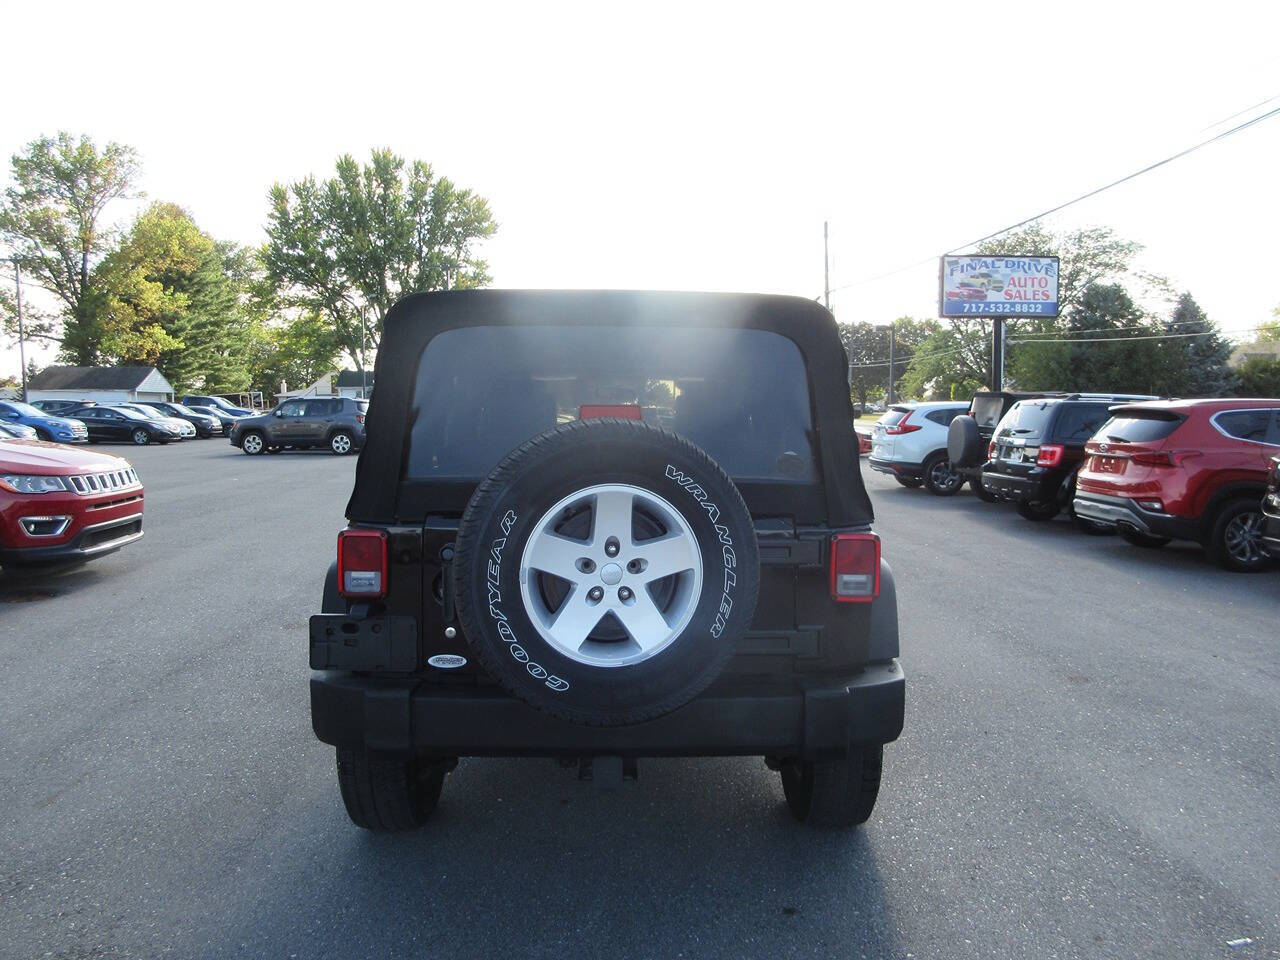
[{"left": 868, "top": 401, "right": 969, "bottom": 495}]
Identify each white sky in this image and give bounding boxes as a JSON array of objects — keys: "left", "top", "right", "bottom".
[{"left": 3, "top": 0, "right": 1279, "bottom": 379}]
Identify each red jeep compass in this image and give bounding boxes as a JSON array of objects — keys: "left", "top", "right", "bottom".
[
  {"left": 0, "top": 439, "right": 144, "bottom": 568},
  {"left": 1073, "top": 399, "right": 1280, "bottom": 571}
]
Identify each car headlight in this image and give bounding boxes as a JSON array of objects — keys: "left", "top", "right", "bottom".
[{"left": 1, "top": 474, "right": 71, "bottom": 494}]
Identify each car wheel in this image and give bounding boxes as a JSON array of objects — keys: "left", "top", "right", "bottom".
[
  {"left": 971, "top": 478, "right": 998, "bottom": 503},
  {"left": 330, "top": 430, "right": 354, "bottom": 455},
  {"left": 452, "top": 418, "right": 760, "bottom": 726},
  {"left": 1207, "top": 499, "right": 1272, "bottom": 572},
  {"left": 894, "top": 476, "right": 924, "bottom": 489},
  {"left": 131, "top": 428, "right": 151, "bottom": 445},
  {"left": 241, "top": 431, "right": 265, "bottom": 455},
  {"left": 923, "top": 453, "right": 965, "bottom": 496},
  {"left": 779, "top": 745, "right": 883, "bottom": 827},
  {"left": 1015, "top": 499, "right": 1060, "bottom": 521},
  {"left": 1120, "top": 528, "right": 1171, "bottom": 548},
  {"left": 336, "top": 748, "right": 450, "bottom": 831}
]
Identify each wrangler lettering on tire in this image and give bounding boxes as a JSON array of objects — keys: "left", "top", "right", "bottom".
[{"left": 452, "top": 418, "right": 760, "bottom": 726}]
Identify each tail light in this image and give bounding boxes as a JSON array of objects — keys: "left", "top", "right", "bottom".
[
  {"left": 830, "top": 533, "right": 880, "bottom": 603},
  {"left": 987, "top": 440, "right": 996, "bottom": 459},
  {"left": 885, "top": 411, "right": 921, "bottom": 435},
  {"left": 338, "top": 528, "right": 387, "bottom": 597},
  {"left": 1131, "top": 450, "right": 1200, "bottom": 468},
  {"left": 1036, "top": 444, "right": 1064, "bottom": 468},
  {"left": 355, "top": 414, "right": 365, "bottom": 424}
]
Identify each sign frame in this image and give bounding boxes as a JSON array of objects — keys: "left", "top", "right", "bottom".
[{"left": 937, "top": 255, "right": 1061, "bottom": 320}]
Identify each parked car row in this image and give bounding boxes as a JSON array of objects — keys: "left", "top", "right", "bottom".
[
  {"left": 867, "top": 393, "right": 1280, "bottom": 573},
  {"left": 14, "top": 398, "right": 243, "bottom": 446}
]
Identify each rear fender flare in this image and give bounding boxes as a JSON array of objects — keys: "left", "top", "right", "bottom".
[
  {"left": 866, "top": 560, "right": 899, "bottom": 661},
  {"left": 322, "top": 561, "right": 344, "bottom": 614}
]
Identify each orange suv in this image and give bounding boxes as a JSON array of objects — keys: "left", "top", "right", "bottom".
[{"left": 1073, "top": 399, "right": 1280, "bottom": 571}]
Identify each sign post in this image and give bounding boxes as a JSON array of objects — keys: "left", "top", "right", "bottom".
[{"left": 938, "top": 255, "right": 1060, "bottom": 390}]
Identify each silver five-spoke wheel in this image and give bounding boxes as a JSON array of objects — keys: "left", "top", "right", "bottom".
[{"left": 519, "top": 483, "right": 704, "bottom": 667}]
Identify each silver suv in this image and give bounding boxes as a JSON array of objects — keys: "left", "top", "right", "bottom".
[{"left": 228, "top": 397, "right": 368, "bottom": 455}]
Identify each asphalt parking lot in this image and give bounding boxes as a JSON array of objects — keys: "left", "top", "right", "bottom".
[{"left": 2, "top": 440, "right": 1277, "bottom": 959}]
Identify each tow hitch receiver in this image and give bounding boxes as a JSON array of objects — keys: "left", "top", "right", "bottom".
[{"left": 572, "top": 756, "right": 638, "bottom": 789}]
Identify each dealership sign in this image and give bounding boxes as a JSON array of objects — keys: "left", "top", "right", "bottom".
[{"left": 938, "top": 255, "right": 1060, "bottom": 318}]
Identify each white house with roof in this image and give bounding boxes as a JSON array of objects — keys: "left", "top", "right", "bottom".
[
  {"left": 276, "top": 369, "right": 374, "bottom": 401},
  {"left": 26, "top": 365, "right": 175, "bottom": 403}
]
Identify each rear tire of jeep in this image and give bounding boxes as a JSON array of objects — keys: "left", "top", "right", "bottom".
[
  {"left": 947, "top": 415, "right": 982, "bottom": 468},
  {"left": 336, "top": 748, "right": 447, "bottom": 831},
  {"left": 780, "top": 745, "right": 884, "bottom": 827},
  {"left": 1015, "top": 499, "right": 1060, "bottom": 521},
  {"left": 452, "top": 418, "right": 760, "bottom": 727},
  {"left": 894, "top": 476, "right": 924, "bottom": 489}
]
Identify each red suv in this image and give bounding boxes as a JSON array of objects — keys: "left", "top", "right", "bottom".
[
  {"left": 0, "top": 439, "right": 145, "bottom": 568},
  {"left": 1073, "top": 399, "right": 1280, "bottom": 571}
]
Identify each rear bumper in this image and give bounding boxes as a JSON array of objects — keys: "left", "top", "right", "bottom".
[
  {"left": 1072, "top": 492, "right": 1199, "bottom": 541},
  {"left": 310, "top": 661, "right": 905, "bottom": 759},
  {"left": 868, "top": 457, "right": 924, "bottom": 479},
  {"left": 981, "top": 465, "right": 1063, "bottom": 503}
]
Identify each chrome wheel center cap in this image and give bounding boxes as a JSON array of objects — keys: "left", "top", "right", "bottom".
[{"left": 599, "top": 562, "right": 623, "bottom": 585}]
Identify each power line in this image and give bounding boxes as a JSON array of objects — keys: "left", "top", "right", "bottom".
[
  {"left": 1010, "top": 326, "right": 1264, "bottom": 346},
  {"left": 848, "top": 323, "right": 1266, "bottom": 370},
  {"left": 942, "top": 103, "right": 1280, "bottom": 255},
  {"left": 821, "top": 97, "right": 1280, "bottom": 298}
]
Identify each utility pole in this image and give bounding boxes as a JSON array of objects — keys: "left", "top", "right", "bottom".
[
  {"left": 887, "top": 323, "right": 896, "bottom": 405},
  {"left": 13, "top": 258, "right": 28, "bottom": 402},
  {"left": 361, "top": 320, "right": 368, "bottom": 399},
  {"left": 823, "top": 221, "right": 830, "bottom": 312},
  {"left": 991, "top": 318, "right": 1005, "bottom": 390}
]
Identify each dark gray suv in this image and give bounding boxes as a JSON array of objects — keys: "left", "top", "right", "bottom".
[{"left": 229, "top": 397, "right": 368, "bottom": 455}]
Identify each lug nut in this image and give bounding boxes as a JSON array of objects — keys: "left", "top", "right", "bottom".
[
  {"left": 618, "top": 586, "right": 633, "bottom": 602},
  {"left": 587, "top": 586, "right": 604, "bottom": 602},
  {"left": 578, "top": 558, "right": 596, "bottom": 573},
  {"left": 604, "top": 537, "right": 620, "bottom": 557}
]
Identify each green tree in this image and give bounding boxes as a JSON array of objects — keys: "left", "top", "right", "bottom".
[
  {"left": 263, "top": 149, "right": 497, "bottom": 371},
  {"left": 1235, "top": 354, "right": 1280, "bottom": 396},
  {"left": 0, "top": 133, "right": 141, "bottom": 362},
  {"left": 897, "top": 321, "right": 990, "bottom": 400},
  {"left": 244, "top": 311, "right": 343, "bottom": 401},
  {"left": 1148, "top": 293, "right": 1235, "bottom": 397},
  {"left": 840, "top": 318, "right": 934, "bottom": 408},
  {"left": 1256, "top": 307, "right": 1280, "bottom": 343},
  {"left": 94, "top": 203, "right": 255, "bottom": 391}
]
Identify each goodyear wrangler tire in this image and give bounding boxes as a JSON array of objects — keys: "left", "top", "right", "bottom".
[{"left": 452, "top": 418, "right": 760, "bottom": 726}]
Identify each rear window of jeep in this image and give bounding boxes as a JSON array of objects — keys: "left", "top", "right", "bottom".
[{"left": 405, "top": 325, "right": 816, "bottom": 482}]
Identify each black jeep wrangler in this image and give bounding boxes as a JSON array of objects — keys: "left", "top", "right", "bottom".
[{"left": 309, "top": 291, "right": 904, "bottom": 830}]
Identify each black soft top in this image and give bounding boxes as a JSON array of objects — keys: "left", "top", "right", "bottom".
[{"left": 347, "top": 290, "right": 873, "bottom": 527}]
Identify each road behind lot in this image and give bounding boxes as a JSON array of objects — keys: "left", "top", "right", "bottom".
[{"left": 1, "top": 441, "right": 1277, "bottom": 959}]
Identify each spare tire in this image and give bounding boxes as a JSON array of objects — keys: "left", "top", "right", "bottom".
[
  {"left": 947, "top": 415, "right": 982, "bottom": 468},
  {"left": 452, "top": 418, "right": 760, "bottom": 726}
]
